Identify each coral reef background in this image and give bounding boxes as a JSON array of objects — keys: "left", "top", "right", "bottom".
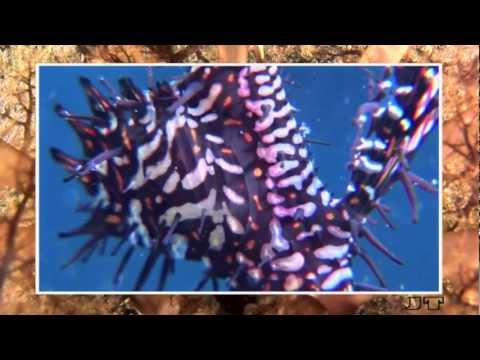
[{"left": 0, "top": 45, "right": 477, "bottom": 314}]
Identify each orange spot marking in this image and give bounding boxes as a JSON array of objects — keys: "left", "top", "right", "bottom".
[
  {"left": 190, "top": 128, "right": 198, "bottom": 143},
  {"left": 85, "top": 139, "right": 94, "bottom": 150},
  {"left": 349, "top": 196, "right": 360, "bottom": 205},
  {"left": 100, "top": 99, "right": 110, "bottom": 110},
  {"left": 248, "top": 216, "right": 260, "bottom": 231},
  {"left": 289, "top": 192, "right": 297, "bottom": 200},
  {"left": 253, "top": 194, "right": 263, "bottom": 211},
  {"left": 106, "top": 214, "right": 122, "bottom": 224},
  {"left": 227, "top": 73, "right": 235, "bottom": 83},
  {"left": 81, "top": 175, "right": 90, "bottom": 183},
  {"left": 225, "top": 118, "right": 242, "bottom": 126},
  {"left": 243, "top": 131, "right": 253, "bottom": 143},
  {"left": 221, "top": 147, "right": 233, "bottom": 155},
  {"left": 284, "top": 274, "right": 303, "bottom": 291},
  {"left": 325, "top": 212, "right": 335, "bottom": 221},
  {"left": 191, "top": 231, "right": 199, "bottom": 241},
  {"left": 223, "top": 96, "right": 232, "bottom": 108},
  {"left": 385, "top": 138, "right": 396, "bottom": 158},
  {"left": 193, "top": 144, "right": 201, "bottom": 155},
  {"left": 292, "top": 222, "right": 301, "bottom": 229},
  {"left": 246, "top": 239, "right": 256, "bottom": 250},
  {"left": 80, "top": 125, "right": 97, "bottom": 137},
  {"left": 121, "top": 128, "right": 132, "bottom": 151},
  {"left": 145, "top": 197, "right": 153, "bottom": 210},
  {"left": 253, "top": 167, "right": 263, "bottom": 177}
]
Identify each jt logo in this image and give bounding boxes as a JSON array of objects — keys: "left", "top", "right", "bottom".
[{"left": 404, "top": 296, "right": 445, "bottom": 310}]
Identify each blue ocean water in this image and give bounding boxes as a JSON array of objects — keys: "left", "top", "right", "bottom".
[{"left": 38, "top": 65, "right": 440, "bottom": 292}]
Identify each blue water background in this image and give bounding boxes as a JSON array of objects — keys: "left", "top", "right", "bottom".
[{"left": 39, "top": 66, "right": 440, "bottom": 292}]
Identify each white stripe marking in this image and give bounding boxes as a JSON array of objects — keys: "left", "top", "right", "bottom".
[
  {"left": 182, "top": 158, "right": 209, "bottom": 190},
  {"left": 200, "top": 113, "right": 218, "bottom": 123},
  {"left": 314, "top": 244, "right": 350, "bottom": 260},
  {"left": 274, "top": 202, "right": 317, "bottom": 218},
  {"left": 223, "top": 185, "right": 246, "bottom": 205},
  {"left": 215, "top": 158, "right": 243, "bottom": 174},
  {"left": 267, "top": 192, "right": 285, "bottom": 205},
  {"left": 205, "top": 134, "right": 224, "bottom": 144},
  {"left": 163, "top": 171, "right": 180, "bottom": 194},
  {"left": 258, "top": 75, "right": 282, "bottom": 97},
  {"left": 268, "top": 160, "right": 300, "bottom": 178},
  {"left": 261, "top": 119, "right": 297, "bottom": 144},
  {"left": 255, "top": 74, "right": 271, "bottom": 85},
  {"left": 271, "top": 252, "right": 305, "bottom": 272},
  {"left": 208, "top": 225, "right": 225, "bottom": 251},
  {"left": 269, "top": 218, "right": 290, "bottom": 252},
  {"left": 321, "top": 267, "right": 353, "bottom": 290},
  {"left": 187, "top": 83, "right": 222, "bottom": 117}
]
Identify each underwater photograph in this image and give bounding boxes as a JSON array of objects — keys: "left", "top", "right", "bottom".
[{"left": 37, "top": 64, "right": 440, "bottom": 293}]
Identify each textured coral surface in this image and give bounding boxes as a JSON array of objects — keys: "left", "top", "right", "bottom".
[{"left": 0, "top": 45, "right": 477, "bottom": 315}]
